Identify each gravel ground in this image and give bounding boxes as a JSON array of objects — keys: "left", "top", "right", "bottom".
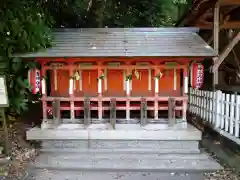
[
  {"left": 0, "top": 123, "right": 38, "bottom": 180},
  {"left": 0, "top": 122, "right": 240, "bottom": 180},
  {"left": 203, "top": 151, "right": 240, "bottom": 180}
]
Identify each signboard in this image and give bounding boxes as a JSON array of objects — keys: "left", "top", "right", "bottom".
[{"left": 0, "top": 76, "right": 9, "bottom": 107}]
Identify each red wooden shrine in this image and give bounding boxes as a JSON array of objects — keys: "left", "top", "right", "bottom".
[{"left": 24, "top": 28, "right": 216, "bottom": 125}]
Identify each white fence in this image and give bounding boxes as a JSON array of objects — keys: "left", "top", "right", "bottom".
[{"left": 188, "top": 87, "right": 240, "bottom": 145}]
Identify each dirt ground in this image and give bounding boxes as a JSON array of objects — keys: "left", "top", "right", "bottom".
[{"left": 0, "top": 122, "right": 38, "bottom": 180}]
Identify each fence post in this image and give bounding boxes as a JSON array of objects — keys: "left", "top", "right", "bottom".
[
  {"left": 210, "top": 91, "right": 214, "bottom": 124},
  {"left": 206, "top": 91, "right": 210, "bottom": 122},
  {"left": 220, "top": 93, "right": 225, "bottom": 129},
  {"left": 197, "top": 90, "right": 200, "bottom": 116},
  {"left": 230, "top": 94, "right": 235, "bottom": 135},
  {"left": 225, "top": 94, "right": 230, "bottom": 132},
  {"left": 200, "top": 90, "right": 203, "bottom": 118},
  {"left": 235, "top": 95, "right": 240, "bottom": 138},
  {"left": 193, "top": 89, "right": 196, "bottom": 114},
  {"left": 189, "top": 88, "right": 192, "bottom": 112},
  {"left": 215, "top": 90, "right": 222, "bottom": 128},
  {"left": 203, "top": 91, "right": 206, "bottom": 120}
]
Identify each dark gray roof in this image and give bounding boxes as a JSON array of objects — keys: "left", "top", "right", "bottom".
[{"left": 15, "top": 28, "right": 217, "bottom": 58}]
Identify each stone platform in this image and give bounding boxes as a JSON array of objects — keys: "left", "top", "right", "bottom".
[
  {"left": 26, "top": 123, "right": 222, "bottom": 180},
  {"left": 27, "top": 123, "right": 201, "bottom": 140}
]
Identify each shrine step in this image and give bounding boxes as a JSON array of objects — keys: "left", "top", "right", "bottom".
[
  {"left": 41, "top": 140, "right": 200, "bottom": 153},
  {"left": 27, "top": 170, "right": 205, "bottom": 180},
  {"left": 32, "top": 152, "right": 222, "bottom": 172},
  {"left": 41, "top": 148, "right": 200, "bottom": 154}
]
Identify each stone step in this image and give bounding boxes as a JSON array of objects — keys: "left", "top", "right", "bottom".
[
  {"left": 27, "top": 170, "right": 205, "bottom": 180},
  {"left": 37, "top": 152, "right": 210, "bottom": 160},
  {"left": 41, "top": 148, "right": 201, "bottom": 154},
  {"left": 41, "top": 140, "right": 199, "bottom": 150},
  {"left": 32, "top": 153, "right": 222, "bottom": 172}
]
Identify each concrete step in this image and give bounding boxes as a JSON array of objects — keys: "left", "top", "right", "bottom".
[
  {"left": 37, "top": 152, "right": 210, "bottom": 160},
  {"left": 40, "top": 148, "right": 201, "bottom": 154},
  {"left": 41, "top": 140, "right": 199, "bottom": 151},
  {"left": 32, "top": 153, "right": 222, "bottom": 172},
  {"left": 27, "top": 170, "right": 205, "bottom": 180}
]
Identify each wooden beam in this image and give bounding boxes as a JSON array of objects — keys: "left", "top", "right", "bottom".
[
  {"left": 206, "top": 15, "right": 230, "bottom": 45},
  {"left": 212, "top": 32, "right": 240, "bottom": 73},
  {"left": 196, "top": 21, "right": 240, "bottom": 29},
  {"left": 220, "top": 0, "right": 240, "bottom": 6},
  {"left": 214, "top": 1, "right": 220, "bottom": 54}
]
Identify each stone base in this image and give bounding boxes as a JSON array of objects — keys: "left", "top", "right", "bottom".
[
  {"left": 27, "top": 123, "right": 201, "bottom": 141},
  {"left": 27, "top": 170, "right": 205, "bottom": 180}
]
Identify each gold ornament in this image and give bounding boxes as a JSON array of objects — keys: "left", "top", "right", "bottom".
[
  {"left": 74, "top": 71, "right": 81, "bottom": 80},
  {"left": 154, "top": 70, "right": 163, "bottom": 79},
  {"left": 134, "top": 69, "right": 140, "bottom": 80}
]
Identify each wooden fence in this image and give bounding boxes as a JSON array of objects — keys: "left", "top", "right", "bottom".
[{"left": 188, "top": 88, "right": 240, "bottom": 145}]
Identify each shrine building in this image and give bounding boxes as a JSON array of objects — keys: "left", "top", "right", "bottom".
[{"left": 19, "top": 28, "right": 216, "bottom": 129}]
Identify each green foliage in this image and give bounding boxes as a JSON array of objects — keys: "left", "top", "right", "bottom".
[
  {"left": 0, "top": 0, "right": 192, "bottom": 116},
  {"left": 46, "top": 0, "right": 191, "bottom": 28},
  {"left": 43, "top": 0, "right": 90, "bottom": 28},
  {"left": 0, "top": 0, "right": 53, "bottom": 115}
]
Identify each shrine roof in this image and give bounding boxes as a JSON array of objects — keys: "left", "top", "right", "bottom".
[{"left": 15, "top": 28, "right": 217, "bottom": 58}]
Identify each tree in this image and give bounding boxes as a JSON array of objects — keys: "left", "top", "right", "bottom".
[
  {"left": 0, "top": 0, "right": 53, "bottom": 115},
  {"left": 0, "top": 0, "right": 191, "bottom": 116}
]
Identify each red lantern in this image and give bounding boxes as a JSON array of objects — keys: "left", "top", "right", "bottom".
[
  {"left": 191, "top": 63, "right": 204, "bottom": 89},
  {"left": 28, "top": 69, "right": 41, "bottom": 94}
]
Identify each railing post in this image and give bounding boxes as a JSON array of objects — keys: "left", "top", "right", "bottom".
[
  {"left": 52, "top": 99, "right": 61, "bottom": 126},
  {"left": 84, "top": 98, "right": 90, "bottom": 127},
  {"left": 140, "top": 98, "right": 147, "bottom": 126},
  {"left": 168, "top": 97, "right": 176, "bottom": 126},
  {"left": 110, "top": 98, "right": 116, "bottom": 129}
]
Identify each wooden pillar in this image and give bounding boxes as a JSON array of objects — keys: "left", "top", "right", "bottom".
[
  {"left": 110, "top": 98, "right": 116, "bottom": 129},
  {"left": 53, "top": 69, "right": 58, "bottom": 91},
  {"left": 126, "top": 68, "right": 131, "bottom": 120},
  {"left": 154, "top": 68, "right": 159, "bottom": 120},
  {"left": 213, "top": 1, "right": 219, "bottom": 86},
  {"left": 69, "top": 64, "right": 75, "bottom": 121},
  {"left": 168, "top": 97, "right": 176, "bottom": 126},
  {"left": 212, "top": 32, "right": 240, "bottom": 85},
  {"left": 41, "top": 65, "right": 47, "bottom": 121},
  {"left": 140, "top": 98, "right": 147, "bottom": 126},
  {"left": 148, "top": 69, "right": 152, "bottom": 91},
  {"left": 98, "top": 68, "right": 103, "bottom": 120},
  {"left": 213, "top": 1, "right": 219, "bottom": 54},
  {"left": 183, "top": 68, "right": 188, "bottom": 121},
  {"left": 52, "top": 99, "right": 61, "bottom": 126},
  {"left": 84, "top": 98, "right": 90, "bottom": 126},
  {"left": 173, "top": 68, "right": 177, "bottom": 91}
]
